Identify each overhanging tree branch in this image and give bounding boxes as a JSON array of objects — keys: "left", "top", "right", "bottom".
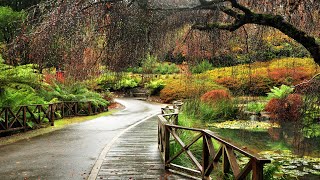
[{"left": 193, "top": 0, "right": 320, "bottom": 65}]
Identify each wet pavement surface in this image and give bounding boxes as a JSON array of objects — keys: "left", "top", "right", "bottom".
[{"left": 0, "top": 98, "right": 163, "bottom": 180}]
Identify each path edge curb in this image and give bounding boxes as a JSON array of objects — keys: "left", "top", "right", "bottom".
[{"left": 87, "top": 113, "right": 159, "bottom": 180}]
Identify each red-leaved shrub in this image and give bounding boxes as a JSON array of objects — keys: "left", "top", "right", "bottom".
[
  {"left": 265, "top": 93, "right": 303, "bottom": 123},
  {"left": 201, "top": 90, "right": 231, "bottom": 104},
  {"left": 286, "top": 94, "right": 303, "bottom": 120}
]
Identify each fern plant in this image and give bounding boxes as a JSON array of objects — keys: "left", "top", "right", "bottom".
[
  {"left": 267, "top": 85, "right": 294, "bottom": 100},
  {"left": 41, "top": 82, "right": 109, "bottom": 107},
  {"left": 0, "top": 55, "right": 45, "bottom": 108}
]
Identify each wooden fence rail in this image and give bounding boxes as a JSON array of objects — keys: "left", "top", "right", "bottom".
[
  {"left": 158, "top": 107, "right": 270, "bottom": 180},
  {"left": 0, "top": 101, "right": 107, "bottom": 134}
]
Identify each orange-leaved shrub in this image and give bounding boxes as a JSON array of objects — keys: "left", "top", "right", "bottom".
[
  {"left": 265, "top": 93, "right": 303, "bottom": 123},
  {"left": 215, "top": 77, "right": 242, "bottom": 94},
  {"left": 200, "top": 90, "right": 231, "bottom": 104},
  {"left": 268, "top": 67, "right": 313, "bottom": 85}
]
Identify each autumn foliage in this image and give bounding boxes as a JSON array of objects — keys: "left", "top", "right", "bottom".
[
  {"left": 200, "top": 90, "right": 231, "bottom": 104},
  {"left": 265, "top": 93, "right": 303, "bottom": 122},
  {"left": 210, "top": 58, "right": 318, "bottom": 95},
  {"left": 160, "top": 77, "right": 225, "bottom": 103}
]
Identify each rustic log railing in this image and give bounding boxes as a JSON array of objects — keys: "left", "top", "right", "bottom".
[
  {"left": 158, "top": 107, "right": 271, "bottom": 180},
  {"left": 0, "top": 101, "right": 107, "bottom": 134}
]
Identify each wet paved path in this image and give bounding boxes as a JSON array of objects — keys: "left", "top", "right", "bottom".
[
  {"left": 94, "top": 116, "right": 185, "bottom": 179},
  {"left": 0, "top": 99, "right": 164, "bottom": 180}
]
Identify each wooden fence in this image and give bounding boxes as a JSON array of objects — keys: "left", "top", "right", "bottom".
[
  {"left": 158, "top": 106, "right": 270, "bottom": 180},
  {"left": 0, "top": 101, "right": 107, "bottom": 134}
]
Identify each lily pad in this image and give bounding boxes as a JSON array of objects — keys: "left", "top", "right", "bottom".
[
  {"left": 313, "top": 164, "right": 320, "bottom": 170},
  {"left": 208, "top": 120, "right": 280, "bottom": 130}
]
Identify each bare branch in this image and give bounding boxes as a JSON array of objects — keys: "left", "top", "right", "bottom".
[
  {"left": 228, "top": 0, "right": 252, "bottom": 14},
  {"left": 220, "top": 6, "right": 240, "bottom": 18}
]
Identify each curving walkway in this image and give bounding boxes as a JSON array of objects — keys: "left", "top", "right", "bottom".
[{"left": 0, "top": 99, "right": 164, "bottom": 179}]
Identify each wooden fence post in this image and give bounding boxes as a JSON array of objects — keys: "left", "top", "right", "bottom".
[
  {"left": 23, "top": 106, "right": 27, "bottom": 132},
  {"left": 174, "top": 114, "right": 178, "bottom": 125},
  {"left": 88, "top": 101, "right": 92, "bottom": 115},
  {"left": 223, "top": 145, "right": 230, "bottom": 175},
  {"left": 37, "top": 105, "right": 41, "bottom": 123},
  {"left": 61, "top": 102, "right": 65, "bottom": 118},
  {"left": 75, "top": 102, "right": 78, "bottom": 116},
  {"left": 202, "top": 134, "right": 210, "bottom": 180},
  {"left": 252, "top": 159, "right": 264, "bottom": 180},
  {"left": 49, "top": 104, "right": 54, "bottom": 126},
  {"left": 164, "top": 125, "right": 170, "bottom": 170},
  {"left": 5, "top": 107, "right": 8, "bottom": 130}
]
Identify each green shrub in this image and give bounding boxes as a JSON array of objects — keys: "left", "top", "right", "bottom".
[
  {"left": 127, "top": 66, "right": 143, "bottom": 74},
  {"left": 247, "top": 102, "right": 266, "bottom": 114},
  {"left": 145, "top": 79, "right": 165, "bottom": 95},
  {"left": 141, "top": 53, "right": 158, "bottom": 73},
  {"left": 0, "top": 6, "right": 26, "bottom": 43},
  {"left": 190, "top": 60, "right": 213, "bottom": 74},
  {"left": 97, "top": 72, "right": 141, "bottom": 91},
  {"left": 115, "top": 78, "right": 138, "bottom": 90},
  {"left": 153, "top": 62, "right": 180, "bottom": 74},
  {"left": 181, "top": 99, "right": 238, "bottom": 122}
]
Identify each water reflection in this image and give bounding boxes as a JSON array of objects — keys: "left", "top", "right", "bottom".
[{"left": 209, "top": 122, "right": 320, "bottom": 179}]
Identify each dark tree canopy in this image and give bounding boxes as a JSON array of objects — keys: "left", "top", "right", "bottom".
[{"left": 0, "top": 0, "right": 41, "bottom": 11}]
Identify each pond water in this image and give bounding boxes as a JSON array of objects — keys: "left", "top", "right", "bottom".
[{"left": 208, "top": 122, "right": 320, "bottom": 179}]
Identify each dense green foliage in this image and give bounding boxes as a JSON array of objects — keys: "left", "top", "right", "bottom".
[
  {"left": 181, "top": 99, "right": 238, "bottom": 122},
  {"left": 42, "top": 82, "right": 108, "bottom": 107},
  {"left": 127, "top": 54, "right": 179, "bottom": 74},
  {"left": 190, "top": 60, "right": 213, "bottom": 74},
  {"left": 97, "top": 72, "right": 142, "bottom": 91},
  {"left": 246, "top": 101, "right": 266, "bottom": 114},
  {"left": 0, "top": 55, "right": 44, "bottom": 107},
  {"left": 0, "top": 55, "right": 108, "bottom": 108},
  {"left": 0, "top": 6, "right": 25, "bottom": 43},
  {"left": 144, "top": 79, "right": 165, "bottom": 95},
  {"left": 0, "top": 0, "right": 41, "bottom": 11},
  {"left": 153, "top": 62, "right": 180, "bottom": 74}
]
